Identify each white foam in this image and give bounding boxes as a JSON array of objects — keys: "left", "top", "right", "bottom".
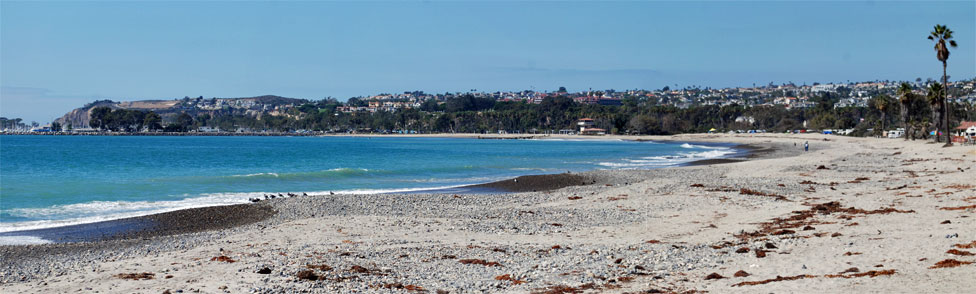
[
  {"left": 0, "top": 236, "right": 53, "bottom": 246},
  {"left": 598, "top": 147, "right": 735, "bottom": 169},
  {"left": 232, "top": 172, "right": 279, "bottom": 177},
  {"left": 0, "top": 192, "right": 262, "bottom": 233},
  {"left": 680, "top": 143, "right": 726, "bottom": 149}
]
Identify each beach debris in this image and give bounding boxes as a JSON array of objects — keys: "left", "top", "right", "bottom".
[
  {"left": 256, "top": 267, "right": 272, "bottom": 274},
  {"left": 646, "top": 240, "right": 661, "bottom": 244},
  {"left": 733, "top": 270, "right": 750, "bottom": 277},
  {"left": 764, "top": 242, "right": 777, "bottom": 249},
  {"left": 735, "top": 201, "right": 913, "bottom": 241},
  {"left": 843, "top": 252, "right": 862, "bottom": 256},
  {"left": 825, "top": 269, "right": 895, "bottom": 278},
  {"left": 495, "top": 274, "right": 527, "bottom": 285},
  {"left": 735, "top": 247, "right": 750, "bottom": 253},
  {"left": 296, "top": 270, "right": 319, "bottom": 281},
  {"left": 115, "top": 272, "right": 155, "bottom": 280},
  {"left": 840, "top": 267, "right": 860, "bottom": 273},
  {"left": 732, "top": 274, "right": 815, "bottom": 286},
  {"left": 531, "top": 283, "right": 598, "bottom": 294},
  {"left": 944, "top": 184, "right": 975, "bottom": 190},
  {"left": 704, "top": 273, "right": 725, "bottom": 280},
  {"left": 772, "top": 229, "right": 796, "bottom": 235},
  {"left": 210, "top": 255, "right": 236, "bottom": 263},
  {"left": 567, "top": 196, "right": 582, "bottom": 200},
  {"left": 306, "top": 264, "right": 333, "bottom": 271},
  {"left": 816, "top": 165, "right": 829, "bottom": 170},
  {"left": 458, "top": 259, "right": 502, "bottom": 267},
  {"left": 379, "top": 283, "right": 426, "bottom": 292},
  {"left": 940, "top": 205, "right": 976, "bottom": 211},
  {"left": 953, "top": 241, "right": 976, "bottom": 249},
  {"left": 929, "top": 259, "right": 974, "bottom": 269},
  {"left": 739, "top": 188, "right": 788, "bottom": 201},
  {"left": 946, "top": 249, "right": 975, "bottom": 256},
  {"left": 941, "top": 220, "right": 952, "bottom": 224},
  {"left": 690, "top": 184, "right": 705, "bottom": 188},
  {"left": 755, "top": 250, "right": 767, "bottom": 258},
  {"left": 349, "top": 265, "right": 372, "bottom": 273}
]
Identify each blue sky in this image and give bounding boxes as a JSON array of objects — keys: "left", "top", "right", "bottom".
[{"left": 2, "top": 1, "right": 974, "bottom": 123}]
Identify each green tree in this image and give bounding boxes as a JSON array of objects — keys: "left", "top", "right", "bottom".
[
  {"left": 928, "top": 24, "right": 957, "bottom": 145},
  {"left": 89, "top": 107, "right": 112, "bottom": 130},
  {"left": 176, "top": 112, "right": 194, "bottom": 132},
  {"left": 870, "top": 95, "right": 893, "bottom": 136},
  {"left": 144, "top": 112, "right": 162, "bottom": 131}
]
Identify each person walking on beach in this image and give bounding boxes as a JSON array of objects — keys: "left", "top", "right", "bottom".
[{"left": 804, "top": 141, "right": 809, "bottom": 152}]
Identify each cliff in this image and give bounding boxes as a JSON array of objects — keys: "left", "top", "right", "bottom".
[{"left": 54, "top": 95, "right": 307, "bottom": 128}]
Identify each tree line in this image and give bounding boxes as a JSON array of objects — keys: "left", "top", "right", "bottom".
[{"left": 87, "top": 92, "right": 975, "bottom": 137}]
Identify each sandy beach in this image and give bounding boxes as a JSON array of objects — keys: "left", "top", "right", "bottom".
[{"left": 1, "top": 133, "right": 974, "bottom": 293}]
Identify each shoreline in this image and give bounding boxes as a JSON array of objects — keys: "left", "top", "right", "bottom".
[
  {"left": 0, "top": 138, "right": 755, "bottom": 242},
  {"left": 4, "top": 133, "right": 971, "bottom": 293}
]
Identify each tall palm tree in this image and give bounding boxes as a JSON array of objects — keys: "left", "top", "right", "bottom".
[
  {"left": 872, "top": 95, "right": 891, "bottom": 137},
  {"left": 927, "top": 83, "right": 944, "bottom": 142},
  {"left": 897, "top": 82, "right": 914, "bottom": 140},
  {"left": 928, "top": 24, "right": 957, "bottom": 146}
]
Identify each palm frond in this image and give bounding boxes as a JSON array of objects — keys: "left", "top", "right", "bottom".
[{"left": 949, "top": 40, "right": 957, "bottom": 47}]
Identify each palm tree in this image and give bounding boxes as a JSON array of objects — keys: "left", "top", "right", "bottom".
[
  {"left": 928, "top": 24, "right": 957, "bottom": 146},
  {"left": 897, "top": 82, "right": 914, "bottom": 140},
  {"left": 872, "top": 95, "right": 892, "bottom": 137},
  {"left": 927, "top": 83, "right": 944, "bottom": 142}
]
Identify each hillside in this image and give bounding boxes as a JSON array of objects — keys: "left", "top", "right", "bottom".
[{"left": 54, "top": 95, "right": 307, "bottom": 128}]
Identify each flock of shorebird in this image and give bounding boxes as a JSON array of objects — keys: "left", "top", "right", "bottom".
[
  {"left": 249, "top": 191, "right": 315, "bottom": 203},
  {"left": 248, "top": 191, "right": 340, "bottom": 203}
]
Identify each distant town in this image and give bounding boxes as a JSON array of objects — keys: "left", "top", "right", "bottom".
[{"left": 2, "top": 78, "right": 975, "bottom": 139}]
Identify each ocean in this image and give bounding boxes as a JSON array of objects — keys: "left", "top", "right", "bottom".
[{"left": 0, "top": 135, "right": 737, "bottom": 235}]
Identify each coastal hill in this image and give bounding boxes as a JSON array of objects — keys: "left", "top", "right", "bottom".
[{"left": 54, "top": 95, "right": 306, "bottom": 129}]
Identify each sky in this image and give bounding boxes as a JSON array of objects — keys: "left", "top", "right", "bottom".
[{"left": 1, "top": 1, "right": 974, "bottom": 123}]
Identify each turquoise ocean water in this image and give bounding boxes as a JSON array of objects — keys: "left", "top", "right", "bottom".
[{"left": 0, "top": 136, "right": 736, "bottom": 234}]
